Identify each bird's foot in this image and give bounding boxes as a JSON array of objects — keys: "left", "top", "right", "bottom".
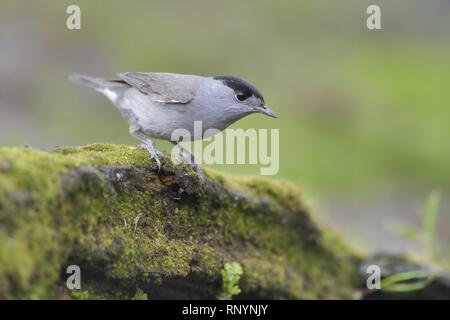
[
  {"left": 170, "top": 142, "right": 205, "bottom": 184},
  {"left": 138, "top": 142, "right": 162, "bottom": 172},
  {"left": 138, "top": 143, "right": 162, "bottom": 156},
  {"left": 174, "top": 145, "right": 205, "bottom": 184},
  {"left": 192, "top": 163, "right": 205, "bottom": 184}
]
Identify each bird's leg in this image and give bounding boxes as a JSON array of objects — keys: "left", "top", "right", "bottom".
[
  {"left": 171, "top": 142, "right": 205, "bottom": 183},
  {"left": 137, "top": 143, "right": 162, "bottom": 157},
  {"left": 131, "top": 129, "right": 162, "bottom": 172}
]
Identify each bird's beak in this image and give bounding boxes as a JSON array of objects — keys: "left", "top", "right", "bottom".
[{"left": 258, "top": 105, "right": 278, "bottom": 118}]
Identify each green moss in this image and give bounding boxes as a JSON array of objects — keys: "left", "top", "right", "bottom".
[
  {"left": 0, "top": 144, "right": 360, "bottom": 299},
  {"left": 132, "top": 288, "right": 148, "bottom": 300},
  {"left": 71, "top": 290, "right": 90, "bottom": 300}
]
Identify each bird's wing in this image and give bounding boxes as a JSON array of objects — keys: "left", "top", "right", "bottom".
[{"left": 118, "top": 72, "right": 203, "bottom": 104}]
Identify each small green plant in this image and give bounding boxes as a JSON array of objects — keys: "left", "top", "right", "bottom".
[
  {"left": 217, "top": 262, "right": 243, "bottom": 300},
  {"left": 383, "top": 190, "right": 443, "bottom": 292},
  {"left": 70, "top": 290, "right": 90, "bottom": 300},
  {"left": 380, "top": 270, "right": 433, "bottom": 292},
  {"left": 390, "top": 190, "right": 441, "bottom": 263},
  {"left": 131, "top": 288, "right": 148, "bottom": 300}
]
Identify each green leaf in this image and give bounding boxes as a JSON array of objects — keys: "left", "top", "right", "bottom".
[
  {"left": 388, "top": 222, "right": 420, "bottom": 241},
  {"left": 422, "top": 190, "right": 440, "bottom": 261},
  {"left": 381, "top": 270, "right": 434, "bottom": 292},
  {"left": 218, "top": 262, "right": 243, "bottom": 300}
]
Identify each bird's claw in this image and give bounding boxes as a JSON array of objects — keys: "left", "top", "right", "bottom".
[
  {"left": 193, "top": 163, "right": 205, "bottom": 184},
  {"left": 138, "top": 143, "right": 162, "bottom": 156},
  {"left": 138, "top": 143, "right": 162, "bottom": 172},
  {"left": 137, "top": 143, "right": 146, "bottom": 150},
  {"left": 172, "top": 143, "right": 205, "bottom": 184},
  {"left": 154, "top": 156, "right": 162, "bottom": 173}
]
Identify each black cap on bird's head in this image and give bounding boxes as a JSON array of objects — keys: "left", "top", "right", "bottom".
[
  {"left": 214, "top": 76, "right": 264, "bottom": 102},
  {"left": 213, "top": 76, "right": 277, "bottom": 118}
]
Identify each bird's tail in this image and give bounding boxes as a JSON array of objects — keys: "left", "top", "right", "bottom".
[
  {"left": 69, "top": 73, "right": 128, "bottom": 103},
  {"left": 69, "top": 73, "right": 110, "bottom": 91}
]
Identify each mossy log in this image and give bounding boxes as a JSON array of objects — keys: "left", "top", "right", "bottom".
[{"left": 0, "top": 144, "right": 359, "bottom": 299}]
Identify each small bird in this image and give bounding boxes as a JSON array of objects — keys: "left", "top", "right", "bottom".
[{"left": 69, "top": 72, "right": 277, "bottom": 180}]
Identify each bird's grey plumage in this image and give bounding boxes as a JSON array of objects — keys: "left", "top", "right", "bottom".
[
  {"left": 118, "top": 72, "right": 203, "bottom": 104},
  {"left": 69, "top": 74, "right": 127, "bottom": 91},
  {"left": 69, "top": 72, "right": 277, "bottom": 181}
]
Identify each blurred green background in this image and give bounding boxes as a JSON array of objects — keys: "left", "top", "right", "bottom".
[{"left": 0, "top": 0, "right": 449, "bottom": 260}]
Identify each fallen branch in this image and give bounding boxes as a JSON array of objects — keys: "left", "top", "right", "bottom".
[{"left": 0, "top": 144, "right": 359, "bottom": 299}]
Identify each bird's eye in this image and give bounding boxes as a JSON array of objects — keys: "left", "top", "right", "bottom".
[{"left": 235, "top": 93, "right": 247, "bottom": 102}]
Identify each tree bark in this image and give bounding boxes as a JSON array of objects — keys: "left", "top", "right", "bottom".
[{"left": 0, "top": 144, "right": 359, "bottom": 299}]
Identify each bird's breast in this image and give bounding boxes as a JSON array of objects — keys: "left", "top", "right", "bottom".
[{"left": 115, "top": 88, "right": 236, "bottom": 141}]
